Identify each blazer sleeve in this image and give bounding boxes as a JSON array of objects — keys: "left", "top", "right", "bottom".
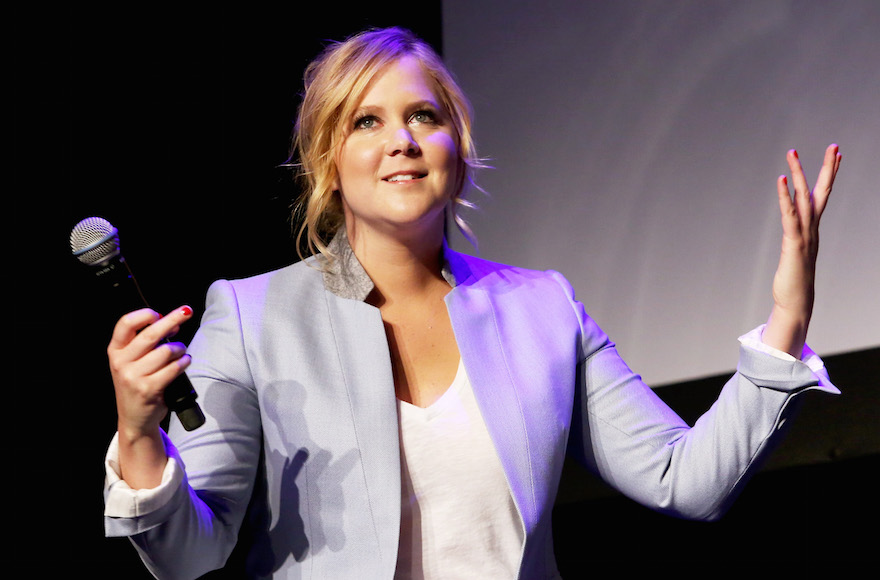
[
  {"left": 103, "top": 279, "right": 263, "bottom": 580},
  {"left": 554, "top": 270, "right": 839, "bottom": 521}
]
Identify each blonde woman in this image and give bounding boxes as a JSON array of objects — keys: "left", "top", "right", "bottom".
[{"left": 104, "top": 27, "right": 841, "bottom": 579}]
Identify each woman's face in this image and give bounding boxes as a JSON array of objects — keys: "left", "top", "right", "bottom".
[{"left": 335, "top": 55, "right": 460, "bottom": 240}]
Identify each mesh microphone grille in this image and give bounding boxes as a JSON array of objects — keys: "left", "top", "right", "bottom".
[{"left": 70, "top": 217, "right": 120, "bottom": 266}]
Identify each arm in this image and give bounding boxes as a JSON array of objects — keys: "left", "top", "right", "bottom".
[
  {"left": 565, "top": 289, "right": 838, "bottom": 521},
  {"left": 104, "top": 281, "right": 262, "bottom": 579},
  {"left": 564, "top": 146, "right": 842, "bottom": 519}
]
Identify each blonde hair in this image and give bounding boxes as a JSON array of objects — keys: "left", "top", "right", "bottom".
[{"left": 289, "top": 27, "right": 485, "bottom": 260}]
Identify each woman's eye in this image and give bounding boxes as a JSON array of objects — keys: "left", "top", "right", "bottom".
[
  {"left": 410, "top": 110, "right": 437, "bottom": 125},
  {"left": 354, "top": 115, "right": 379, "bottom": 130}
]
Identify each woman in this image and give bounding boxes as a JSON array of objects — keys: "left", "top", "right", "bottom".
[{"left": 103, "top": 27, "right": 842, "bottom": 579}]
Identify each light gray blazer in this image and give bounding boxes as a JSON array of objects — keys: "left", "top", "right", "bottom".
[{"left": 105, "top": 233, "right": 836, "bottom": 579}]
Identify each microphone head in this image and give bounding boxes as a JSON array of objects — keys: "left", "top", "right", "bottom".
[{"left": 70, "top": 217, "right": 121, "bottom": 267}]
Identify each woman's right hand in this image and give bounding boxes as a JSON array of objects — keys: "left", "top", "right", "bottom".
[{"left": 107, "top": 305, "right": 194, "bottom": 488}]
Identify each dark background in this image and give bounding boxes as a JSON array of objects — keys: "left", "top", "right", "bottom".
[{"left": 19, "top": 3, "right": 874, "bottom": 577}]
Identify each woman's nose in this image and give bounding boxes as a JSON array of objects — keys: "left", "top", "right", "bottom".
[{"left": 386, "top": 127, "right": 420, "bottom": 156}]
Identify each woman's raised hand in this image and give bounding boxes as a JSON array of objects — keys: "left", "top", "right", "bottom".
[
  {"left": 763, "top": 144, "right": 842, "bottom": 358},
  {"left": 107, "top": 305, "right": 194, "bottom": 488}
]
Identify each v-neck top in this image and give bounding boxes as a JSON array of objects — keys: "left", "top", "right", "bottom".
[{"left": 394, "top": 359, "right": 524, "bottom": 578}]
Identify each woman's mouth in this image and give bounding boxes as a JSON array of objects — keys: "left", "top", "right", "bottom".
[{"left": 383, "top": 172, "right": 427, "bottom": 182}]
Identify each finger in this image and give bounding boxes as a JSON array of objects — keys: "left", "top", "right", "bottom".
[
  {"left": 110, "top": 306, "right": 194, "bottom": 361},
  {"left": 109, "top": 308, "right": 162, "bottom": 351},
  {"left": 136, "top": 307, "right": 190, "bottom": 344},
  {"left": 812, "top": 143, "right": 841, "bottom": 218},
  {"left": 786, "top": 149, "right": 810, "bottom": 196},
  {"left": 114, "top": 341, "right": 192, "bottom": 400},
  {"left": 149, "top": 353, "right": 193, "bottom": 398},
  {"left": 776, "top": 175, "right": 800, "bottom": 234},
  {"left": 135, "top": 342, "right": 193, "bottom": 386},
  {"left": 786, "top": 149, "right": 814, "bottom": 227}
]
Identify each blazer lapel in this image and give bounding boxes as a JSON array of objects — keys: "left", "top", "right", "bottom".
[
  {"left": 444, "top": 258, "right": 538, "bottom": 533},
  {"left": 324, "top": 293, "right": 401, "bottom": 566}
]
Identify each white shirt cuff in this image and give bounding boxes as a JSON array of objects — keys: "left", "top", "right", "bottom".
[
  {"left": 737, "top": 324, "right": 825, "bottom": 374},
  {"left": 104, "top": 430, "right": 185, "bottom": 518}
]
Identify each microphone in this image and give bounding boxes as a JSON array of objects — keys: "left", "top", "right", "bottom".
[{"left": 70, "top": 217, "right": 206, "bottom": 431}]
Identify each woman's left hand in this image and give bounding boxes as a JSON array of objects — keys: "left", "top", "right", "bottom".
[{"left": 763, "top": 143, "right": 842, "bottom": 358}]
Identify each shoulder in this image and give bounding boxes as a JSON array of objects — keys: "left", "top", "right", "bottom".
[
  {"left": 197, "top": 259, "right": 330, "bottom": 326},
  {"left": 447, "top": 249, "right": 575, "bottom": 297},
  {"left": 207, "top": 259, "right": 323, "bottom": 300},
  {"left": 448, "top": 249, "right": 609, "bottom": 352}
]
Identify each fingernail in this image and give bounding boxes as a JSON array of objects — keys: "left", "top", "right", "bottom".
[
  {"left": 180, "top": 306, "right": 193, "bottom": 317},
  {"left": 792, "top": 149, "right": 799, "bottom": 159}
]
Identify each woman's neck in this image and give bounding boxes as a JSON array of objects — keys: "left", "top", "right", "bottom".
[{"left": 344, "top": 222, "right": 448, "bottom": 306}]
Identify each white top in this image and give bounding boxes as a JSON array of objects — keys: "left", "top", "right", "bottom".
[{"left": 394, "top": 359, "right": 524, "bottom": 579}]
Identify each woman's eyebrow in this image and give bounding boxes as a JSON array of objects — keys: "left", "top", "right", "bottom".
[
  {"left": 354, "top": 98, "right": 443, "bottom": 116},
  {"left": 406, "top": 99, "right": 442, "bottom": 111},
  {"left": 352, "top": 104, "right": 381, "bottom": 117}
]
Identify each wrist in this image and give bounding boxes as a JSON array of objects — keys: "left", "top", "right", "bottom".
[
  {"left": 763, "top": 305, "right": 810, "bottom": 359},
  {"left": 117, "top": 424, "right": 168, "bottom": 489}
]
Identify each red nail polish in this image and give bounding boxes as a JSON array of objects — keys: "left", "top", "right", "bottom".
[{"left": 181, "top": 306, "right": 193, "bottom": 317}]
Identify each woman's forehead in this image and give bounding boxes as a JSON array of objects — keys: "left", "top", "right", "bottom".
[{"left": 354, "top": 56, "right": 443, "bottom": 108}]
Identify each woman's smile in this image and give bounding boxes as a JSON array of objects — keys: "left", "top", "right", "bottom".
[{"left": 382, "top": 171, "right": 429, "bottom": 183}]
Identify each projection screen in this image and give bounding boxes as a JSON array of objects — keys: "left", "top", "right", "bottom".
[{"left": 441, "top": 0, "right": 880, "bottom": 385}]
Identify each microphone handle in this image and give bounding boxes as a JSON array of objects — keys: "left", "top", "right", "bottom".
[{"left": 164, "top": 373, "right": 206, "bottom": 432}]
